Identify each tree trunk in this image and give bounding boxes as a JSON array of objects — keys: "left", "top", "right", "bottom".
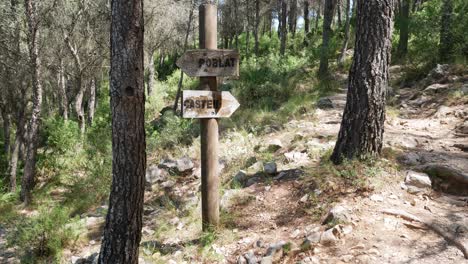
[
  {"left": 58, "top": 58, "right": 69, "bottom": 120},
  {"left": 87, "top": 79, "right": 96, "bottom": 126},
  {"left": 318, "top": 0, "right": 337, "bottom": 77},
  {"left": 315, "top": 0, "right": 321, "bottom": 35},
  {"left": 289, "top": 0, "right": 298, "bottom": 38},
  {"left": 280, "top": 0, "right": 288, "bottom": 56},
  {"left": 304, "top": 0, "right": 310, "bottom": 46},
  {"left": 1, "top": 111, "right": 11, "bottom": 157},
  {"left": 9, "top": 111, "right": 24, "bottom": 192},
  {"left": 98, "top": 0, "right": 146, "bottom": 263},
  {"left": 439, "top": 0, "right": 454, "bottom": 63},
  {"left": 396, "top": 0, "right": 410, "bottom": 59},
  {"left": 331, "top": 0, "right": 396, "bottom": 164},
  {"left": 147, "top": 50, "right": 155, "bottom": 97},
  {"left": 233, "top": 0, "right": 239, "bottom": 49},
  {"left": 75, "top": 78, "right": 86, "bottom": 134},
  {"left": 337, "top": 0, "right": 351, "bottom": 67},
  {"left": 21, "top": 0, "right": 43, "bottom": 205},
  {"left": 254, "top": 0, "right": 260, "bottom": 56},
  {"left": 337, "top": 0, "right": 342, "bottom": 27}
]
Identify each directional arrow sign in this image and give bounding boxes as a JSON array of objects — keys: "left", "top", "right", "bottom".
[
  {"left": 176, "top": 49, "right": 240, "bottom": 77},
  {"left": 182, "top": 90, "right": 240, "bottom": 118}
]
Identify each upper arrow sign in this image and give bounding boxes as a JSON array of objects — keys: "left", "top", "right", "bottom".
[
  {"left": 176, "top": 49, "right": 240, "bottom": 77},
  {"left": 182, "top": 90, "right": 240, "bottom": 118}
]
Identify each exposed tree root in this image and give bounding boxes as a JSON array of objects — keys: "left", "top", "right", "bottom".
[{"left": 382, "top": 209, "right": 468, "bottom": 259}]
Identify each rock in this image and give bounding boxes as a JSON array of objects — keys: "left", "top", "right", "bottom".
[
  {"left": 247, "top": 161, "right": 263, "bottom": 173},
  {"left": 317, "top": 98, "right": 334, "bottom": 109},
  {"left": 428, "top": 64, "right": 450, "bottom": 80},
  {"left": 370, "top": 194, "right": 384, "bottom": 202},
  {"left": 405, "top": 171, "right": 432, "bottom": 188},
  {"left": 263, "top": 162, "right": 277, "bottom": 175},
  {"left": 284, "top": 151, "right": 310, "bottom": 164},
  {"left": 391, "top": 137, "right": 418, "bottom": 149},
  {"left": 159, "top": 159, "right": 177, "bottom": 170},
  {"left": 322, "top": 205, "right": 350, "bottom": 225},
  {"left": 176, "top": 156, "right": 194, "bottom": 173},
  {"left": 220, "top": 190, "right": 254, "bottom": 210},
  {"left": 342, "top": 225, "right": 353, "bottom": 235},
  {"left": 290, "top": 229, "right": 302, "bottom": 238},
  {"left": 320, "top": 226, "right": 341, "bottom": 245},
  {"left": 256, "top": 239, "right": 265, "bottom": 248},
  {"left": 260, "top": 256, "right": 273, "bottom": 264},
  {"left": 245, "top": 177, "right": 261, "bottom": 187},
  {"left": 434, "top": 105, "right": 452, "bottom": 118},
  {"left": 160, "top": 180, "right": 176, "bottom": 189},
  {"left": 265, "top": 241, "right": 286, "bottom": 259},
  {"left": 237, "top": 256, "right": 247, "bottom": 264},
  {"left": 424, "top": 83, "right": 450, "bottom": 93},
  {"left": 145, "top": 165, "right": 168, "bottom": 184},
  {"left": 273, "top": 169, "right": 304, "bottom": 181},
  {"left": 244, "top": 250, "right": 257, "bottom": 264},
  {"left": 397, "top": 152, "right": 421, "bottom": 166},
  {"left": 420, "top": 164, "right": 468, "bottom": 195},
  {"left": 74, "top": 253, "right": 98, "bottom": 264},
  {"left": 341, "top": 255, "right": 354, "bottom": 262},
  {"left": 406, "top": 185, "right": 424, "bottom": 194},
  {"left": 233, "top": 170, "right": 248, "bottom": 184},
  {"left": 302, "top": 232, "right": 321, "bottom": 250},
  {"left": 299, "top": 194, "right": 309, "bottom": 203},
  {"left": 71, "top": 256, "right": 80, "bottom": 264},
  {"left": 462, "top": 84, "right": 468, "bottom": 95},
  {"left": 266, "top": 139, "right": 283, "bottom": 152}
]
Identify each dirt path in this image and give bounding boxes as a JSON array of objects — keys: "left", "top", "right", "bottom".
[{"left": 0, "top": 226, "right": 18, "bottom": 264}]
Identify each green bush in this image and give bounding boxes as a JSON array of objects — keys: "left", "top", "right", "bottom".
[{"left": 9, "top": 206, "right": 81, "bottom": 263}]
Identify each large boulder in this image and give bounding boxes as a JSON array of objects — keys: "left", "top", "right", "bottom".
[{"left": 263, "top": 162, "right": 277, "bottom": 175}]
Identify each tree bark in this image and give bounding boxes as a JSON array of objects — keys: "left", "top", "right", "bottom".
[
  {"left": 254, "top": 0, "right": 260, "bottom": 56},
  {"left": 439, "top": 0, "right": 454, "bottom": 63},
  {"left": 304, "top": 0, "right": 310, "bottom": 46},
  {"left": 337, "top": 0, "right": 351, "bottom": 66},
  {"left": 280, "top": 0, "right": 288, "bottom": 56},
  {"left": 98, "top": 0, "right": 146, "bottom": 262},
  {"left": 337, "top": 0, "right": 342, "bottom": 27},
  {"left": 1, "top": 110, "right": 11, "bottom": 157},
  {"left": 58, "top": 58, "right": 69, "bottom": 120},
  {"left": 9, "top": 111, "right": 25, "bottom": 192},
  {"left": 289, "top": 0, "right": 298, "bottom": 38},
  {"left": 147, "top": 50, "right": 155, "bottom": 97},
  {"left": 315, "top": 0, "right": 321, "bottom": 35},
  {"left": 331, "top": 0, "right": 396, "bottom": 164},
  {"left": 87, "top": 79, "right": 96, "bottom": 126},
  {"left": 20, "top": 0, "right": 43, "bottom": 205},
  {"left": 318, "top": 0, "right": 337, "bottom": 77},
  {"left": 396, "top": 0, "right": 410, "bottom": 59}
]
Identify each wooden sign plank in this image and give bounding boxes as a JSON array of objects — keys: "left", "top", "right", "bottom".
[
  {"left": 182, "top": 90, "right": 240, "bottom": 118},
  {"left": 176, "top": 49, "right": 240, "bottom": 77}
]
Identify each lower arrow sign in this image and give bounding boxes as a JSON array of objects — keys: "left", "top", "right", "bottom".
[{"left": 182, "top": 90, "right": 240, "bottom": 118}]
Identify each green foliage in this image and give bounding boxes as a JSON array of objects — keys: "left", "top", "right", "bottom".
[
  {"left": 8, "top": 206, "right": 82, "bottom": 262},
  {"left": 148, "top": 111, "right": 200, "bottom": 150},
  {"left": 234, "top": 53, "right": 307, "bottom": 110}
]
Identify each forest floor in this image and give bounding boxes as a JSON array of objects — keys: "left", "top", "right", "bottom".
[{"left": 1, "top": 65, "right": 468, "bottom": 264}]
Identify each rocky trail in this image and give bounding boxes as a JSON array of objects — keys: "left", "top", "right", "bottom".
[{"left": 34, "top": 65, "right": 468, "bottom": 264}]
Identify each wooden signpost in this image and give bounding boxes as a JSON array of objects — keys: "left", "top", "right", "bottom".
[
  {"left": 182, "top": 91, "right": 240, "bottom": 118},
  {"left": 177, "top": 3, "right": 240, "bottom": 231},
  {"left": 176, "top": 50, "right": 239, "bottom": 77}
]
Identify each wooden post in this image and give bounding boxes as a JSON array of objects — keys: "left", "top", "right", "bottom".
[{"left": 199, "top": 3, "right": 219, "bottom": 231}]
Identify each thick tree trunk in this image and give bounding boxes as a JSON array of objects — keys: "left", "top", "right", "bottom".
[
  {"left": 337, "top": 0, "right": 351, "bottom": 66},
  {"left": 87, "top": 79, "right": 96, "bottom": 126},
  {"left": 147, "top": 50, "right": 155, "bottom": 96},
  {"left": 304, "top": 0, "right": 310, "bottom": 44},
  {"left": 254, "top": 0, "right": 260, "bottom": 56},
  {"left": 98, "top": 0, "right": 146, "bottom": 262},
  {"left": 318, "top": 0, "right": 337, "bottom": 76},
  {"left": 74, "top": 79, "right": 86, "bottom": 134},
  {"left": 21, "top": 0, "right": 43, "bottom": 205},
  {"left": 396, "top": 0, "right": 410, "bottom": 59},
  {"left": 331, "top": 0, "right": 396, "bottom": 164},
  {"left": 439, "top": 0, "right": 454, "bottom": 63},
  {"left": 280, "top": 0, "right": 288, "bottom": 56}
]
